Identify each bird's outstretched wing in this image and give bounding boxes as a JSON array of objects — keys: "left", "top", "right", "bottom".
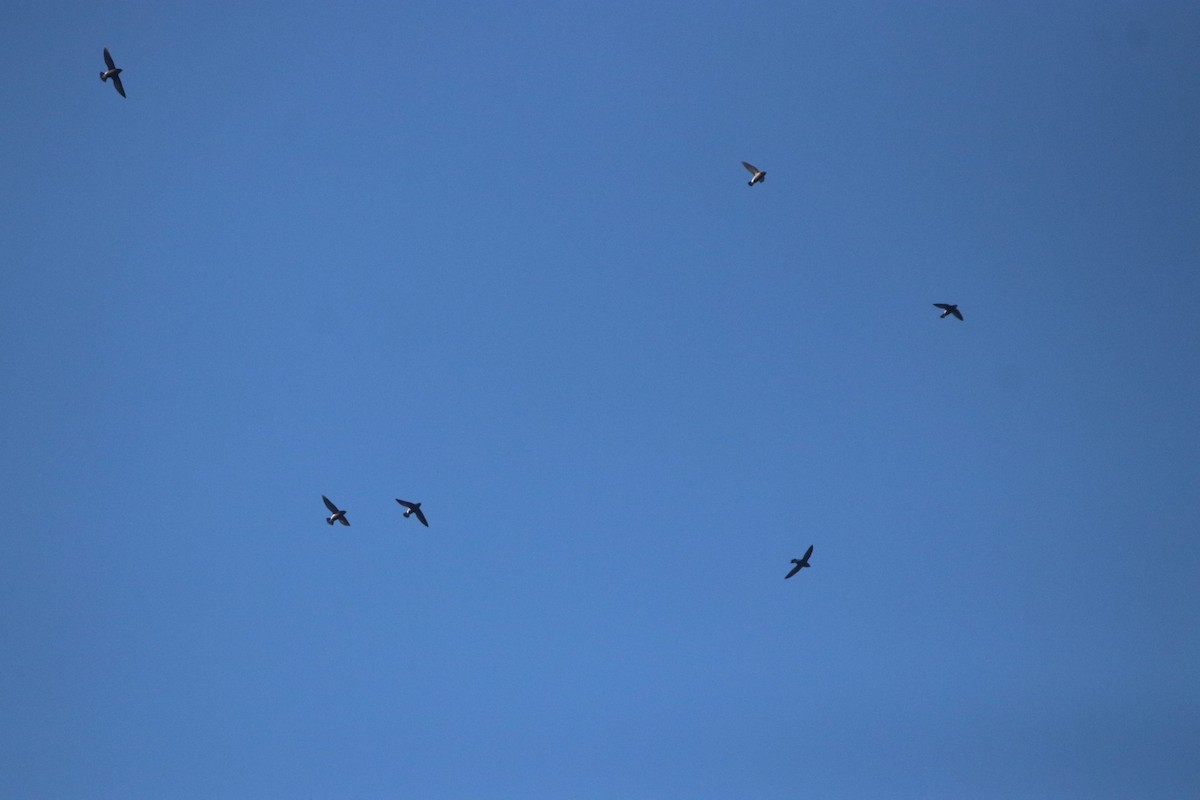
[
  {"left": 395, "top": 499, "right": 415, "bottom": 511},
  {"left": 950, "top": 307, "right": 963, "bottom": 320},
  {"left": 103, "top": 47, "right": 116, "bottom": 70},
  {"left": 322, "top": 495, "right": 339, "bottom": 514},
  {"left": 802, "top": 544, "right": 814, "bottom": 562},
  {"left": 111, "top": 74, "right": 126, "bottom": 97},
  {"left": 785, "top": 562, "right": 802, "bottom": 579},
  {"left": 413, "top": 508, "right": 429, "bottom": 527},
  {"left": 338, "top": 516, "right": 350, "bottom": 527},
  {"left": 933, "top": 303, "right": 952, "bottom": 312},
  {"left": 742, "top": 161, "right": 760, "bottom": 175}
]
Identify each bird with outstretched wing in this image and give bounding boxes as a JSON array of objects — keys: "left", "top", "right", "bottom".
[
  {"left": 785, "top": 545, "right": 814, "bottom": 579},
  {"left": 322, "top": 495, "right": 349, "bottom": 526},
  {"left": 101, "top": 48, "right": 126, "bottom": 98},
  {"left": 396, "top": 499, "right": 429, "bottom": 527}
]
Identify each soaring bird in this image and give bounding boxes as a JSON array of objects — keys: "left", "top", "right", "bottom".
[
  {"left": 322, "top": 495, "right": 349, "bottom": 526},
  {"left": 933, "top": 303, "right": 963, "bottom": 320},
  {"left": 742, "top": 161, "right": 766, "bottom": 186},
  {"left": 785, "top": 545, "right": 814, "bottom": 579},
  {"left": 100, "top": 48, "right": 125, "bottom": 98},
  {"left": 395, "top": 499, "right": 429, "bottom": 527}
]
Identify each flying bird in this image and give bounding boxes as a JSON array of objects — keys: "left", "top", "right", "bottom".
[
  {"left": 395, "top": 499, "right": 429, "bottom": 527},
  {"left": 933, "top": 303, "right": 963, "bottom": 320},
  {"left": 100, "top": 48, "right": 125, "bottom": 98},
  {"left": 742, "top": 161, "right": 766, "bottom": 186},
  {"left": 322, "top": 495, "right": 349, "bottom": 526},
  {"left": 785, "top": 545, "right": 814, "bottom": 579}
]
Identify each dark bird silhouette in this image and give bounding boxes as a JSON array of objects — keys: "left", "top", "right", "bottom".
[
  {"left": 395, "top": 499, "right": 429, "bottom": 527},
  {"left": 742, "top": 161, "right": 766, "bottom": 186},
  {"left": 785, "top": 545, "right": 814, "bottom": 579},
  {"left": 100, "top": 48, "right": 125, "bottom": 98},
  {"left": 933, "top": 303, "right": 963, "bottom": 320},
  {"left": 322, "top": 495, "right": 349, "bottom": 526}
]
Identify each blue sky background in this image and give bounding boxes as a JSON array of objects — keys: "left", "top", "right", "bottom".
[{"left": 2, "top": 1, "right": 1198, "bottom": 797}]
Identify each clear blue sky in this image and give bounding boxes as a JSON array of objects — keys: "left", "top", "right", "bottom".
[{"left": 2, "top": 1, "right": 1198, "bottom": 797}]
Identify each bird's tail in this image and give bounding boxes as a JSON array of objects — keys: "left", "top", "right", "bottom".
[
  {"left": 100, "top": 71, "right": 106, "bottom": 82},
  {"left": 326, "top": 517, "right": 334, "bottom": 525}
]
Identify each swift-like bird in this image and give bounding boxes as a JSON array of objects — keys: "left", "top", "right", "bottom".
[
  {"left": 322, "top": 495, "right": 349, "bottom": 526},
  {"left": 933, "top": 303, "right": 963, "bottom": 320},
  {"left": 395, "top": 499, "right": 429, "bottom": 527},
  {"left": 742, "top": 161, "right": 766, "bottom": 186},
  {"left": 785, "top": 545, "right": 814, "bottom": 579},
  {"left": 100, "top": 48, "right": 126, "bottom": 98}
]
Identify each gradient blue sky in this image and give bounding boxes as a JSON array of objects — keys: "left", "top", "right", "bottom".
[{"left": 3, "top": 1, "right": 1199, "bottom": 797}]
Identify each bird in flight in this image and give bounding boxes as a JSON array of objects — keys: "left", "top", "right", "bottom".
[
  {"left": 322, "top": 495, "right": 349, "bottom": 526},
  {"left": 785, "top": 545, "right": 814, "bottom": 579},
  {"left": 742, "top": 161, "right": 766, "bottom": 186},
  {"left": 395, "top": 499, "right": 429, "bottom": 527},
  {"left": 933, "top": 303, "right": 963, "bottom": 320},
  {"left": 100, "top": 48, "right": 125, "bottom": 98}
]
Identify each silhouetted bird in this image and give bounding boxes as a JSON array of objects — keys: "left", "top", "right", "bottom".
[
  {"left": 785, "top": 545, "right": 814, "bottom": 579},
  {"left": 322, "top": 495, "right": 349, "bottom": 526},
  {"left": 100, "top": 48, "right": 125, "bottom": 98},
  {"left": 742, "top": 161, "right": 766, "bottom": 186},
  {"left": 933, "top": 303, "right": 963, "bottom": 320},
  {"left": 395, "top": 499, "right": 428, "bottom": 527}
]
